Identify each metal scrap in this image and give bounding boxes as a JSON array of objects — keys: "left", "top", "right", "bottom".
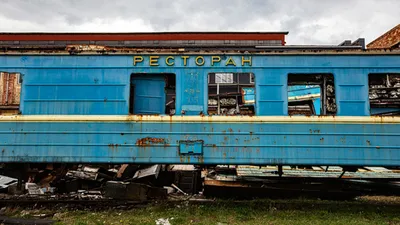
[
  {"left": 0, "top": 175, "right": 17, "bottom": 189},
  {"left": 133, "top": 165, "right": 161, "bottom": 179}
]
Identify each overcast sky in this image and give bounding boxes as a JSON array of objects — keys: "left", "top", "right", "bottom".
[{"left": 0, "top": 0, "right": 398, "bottom": 45}]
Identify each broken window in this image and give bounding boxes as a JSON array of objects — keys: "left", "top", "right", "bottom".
[
  {"left": 369, "top": 74, "right": 400, "bottom": 116},
  {"left": 207, "top": 72, "right": 255, "bottom": 115},
  {"left": 288, "top": 74, "right": 336, "bottom": 116},
  {"left": 129, "top": 73, "right": 176, "bottom": 115},
  {"left": 0, "top": 72, "right": 22, "bottom": 114}
]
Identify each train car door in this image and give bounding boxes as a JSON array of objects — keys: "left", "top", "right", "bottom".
[{"left": 130, "top": 74, "right": 166, "bottom": 115}]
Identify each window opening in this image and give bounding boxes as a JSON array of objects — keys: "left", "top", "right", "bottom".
[
  {"left": 368, "top": 74, "right": 400, "bottom": 116},
  {"left": 288, "top": 74, "right": 336, "bottom": 116},
  {"left": 129, "top": 73, "right": 176, "bottom": 115},
  {"left": 0, "top": 72, "right": 22, "bottom": 114},
  {"left": 207, "top": 72, "right": 255, "bottom": 115}
]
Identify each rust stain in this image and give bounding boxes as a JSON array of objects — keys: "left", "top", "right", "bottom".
[
  {"left": 197, "top": 156, "right": 204, "bottom": 164},
  {"left": 366, "top": 140, "right": 371, "bottom": 146},
  {"left": 108, "top": 143, "right": 120, "bottom": 150},
  {"left": 320, "top": 137, "right": 324, "bottom": 142},
  {"left": 228, "top": 128, "right": 233, "bottom": 133},
  {"left": 136, "top": 137, "right": 165, "bottom": 146}
]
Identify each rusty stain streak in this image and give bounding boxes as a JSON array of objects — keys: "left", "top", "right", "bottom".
[
  {"left": 197, "top": 156, "right": 204, "bottom": 164},
  {"left": 136, "top": 137, "right": 165, "bottom": 146},
  {"left": 108, "top": 143, "right": 120, "bottom": 150},
  {"left": 366, "top": 140, "right": 371, "bottom": 145}
]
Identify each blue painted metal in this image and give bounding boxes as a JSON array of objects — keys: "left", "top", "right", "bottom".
[
  {"left": 179, "top": 140, "right": 204, "bottom": 155},
  {"left": 0, "top": 53, "right": 400, "bottom": 166},
  {"left": 370, "top": 108, "right": 400, "bottom": 115},
  {"left": 241, "top": 87, "right": 255, "bottom": 105},
  {"left": 0, "top": 54, "right": 397, "bottom": 116},
  {"left": 0, "top": 119, "right": 398, "bottom": 166},
  {"left": 131, "top": 74, "right": 166, "bottom": 114},
  {"left": 288, "top": 85, "right": 321, "bottom": 115}
]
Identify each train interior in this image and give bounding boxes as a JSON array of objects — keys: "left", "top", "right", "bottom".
[
  {"left": 207, "top": 72, "right": 255, "bottom": 115},
  {"left": 287, "top": 74, "right": 336, "bottom": 116},
  {"left": 368, "top": 73, "right": 400, "bottom": 116}
]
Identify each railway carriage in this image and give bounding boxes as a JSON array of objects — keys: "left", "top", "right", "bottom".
[{"left": 0, "top": 32, "right": 399, "bottom": 168}]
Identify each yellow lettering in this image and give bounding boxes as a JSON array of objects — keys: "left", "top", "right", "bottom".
[
  {"left": 241, "top": 56, "right": 252, "bottom": 66},
  {"left": 149, "top": 56, "right": 159, "bottom": 66},
  {"left": 165, "top": 56, "right": 175, "bottom": 66},
  {"left": 225, "top": 57, "right": 236, "bottom": 66},
  {"left": 133, "top": 56, "right": 143, "bottom": 66},
  {"left": 181, "top": 56, "right": 190, "bottom": 66},
  {"left": 195, "top": 56, "right": 205, "bottom": 66},
  {"left": 211, "top": 56, "right": 221, "bottom": 66}
]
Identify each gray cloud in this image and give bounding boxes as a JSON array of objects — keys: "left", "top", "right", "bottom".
[{"left": 0, "top": 0, "right": 398, "bottom": 44}]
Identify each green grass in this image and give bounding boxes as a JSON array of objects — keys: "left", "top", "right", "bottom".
[{"left": 4, "top": 197, "right": 400, "bottom": 225}]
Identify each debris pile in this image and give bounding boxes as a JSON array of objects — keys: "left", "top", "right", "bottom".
[{"left": 0, "top": 164, "right": 202, "bottom": 202}]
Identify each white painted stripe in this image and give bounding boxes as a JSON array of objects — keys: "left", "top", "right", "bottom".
[
  {"left": 0, "top": 115, "right": 398, "bottom": 124},
  {"left": 288, "top": 94, "right": 320, "bottom": 101}
]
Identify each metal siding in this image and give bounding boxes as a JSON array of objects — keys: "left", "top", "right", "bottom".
[
  {"left": 257, "top": 70, "right": 287, "bottom": 115},
  {"left": 335, "top": 70, "right": 369, "bottom": 116},
  {"left": 131, "top": 75, "right": 166, "bottom": 114},
  {"left": 0, "top": 54, "right": 399, "bottom": 165},
  {"left": 20, "top": 68, "right": 128, "bottom": 115},
  {"left": 0, "top": 119, "right": 398, "bottom": 166},
  {"left": 181, "top": 70, "right": 206, "bottom": 115}
]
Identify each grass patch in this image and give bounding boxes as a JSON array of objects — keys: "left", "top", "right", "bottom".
[{"left": 3, "top": 197, "right": 400, "bottom": 225}]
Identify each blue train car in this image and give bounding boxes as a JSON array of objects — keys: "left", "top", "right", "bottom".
[{"left": 0, "top": 52, "right": 400, "bottom": 167}]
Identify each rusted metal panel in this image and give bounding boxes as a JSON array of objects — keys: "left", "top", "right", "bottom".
[
  {"left": 0, "top": 72, "right": 21, "bottom": 108},
  {"left": 367, "top": 24, "right": 400, "bottom": 49}
]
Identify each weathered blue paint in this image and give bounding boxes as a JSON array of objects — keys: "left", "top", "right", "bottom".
[
  {"left": 0, "top": 54, "right": 398, "bottom": 116},
  {"left": 241, "top": 87, "right": 255, "bottom": 105},
  {"left": 131, "top": 74, "right": 166, "bottom": 114},
  {"left": 0, "top": 53, "right": 399, "bottom": 166},
  {"left": 288, "top": 85, "right": 321, "bottom": 115},
  {"left": 0, "top": 119, "right": 398, "bottom": 166}
]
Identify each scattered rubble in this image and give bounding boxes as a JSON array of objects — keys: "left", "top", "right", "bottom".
[
  {"left": 1, "top": 163, "right": 399, "bottom": 202},
  {"left": 0, "top": 163, "right": 202, "bottom": 202}
]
